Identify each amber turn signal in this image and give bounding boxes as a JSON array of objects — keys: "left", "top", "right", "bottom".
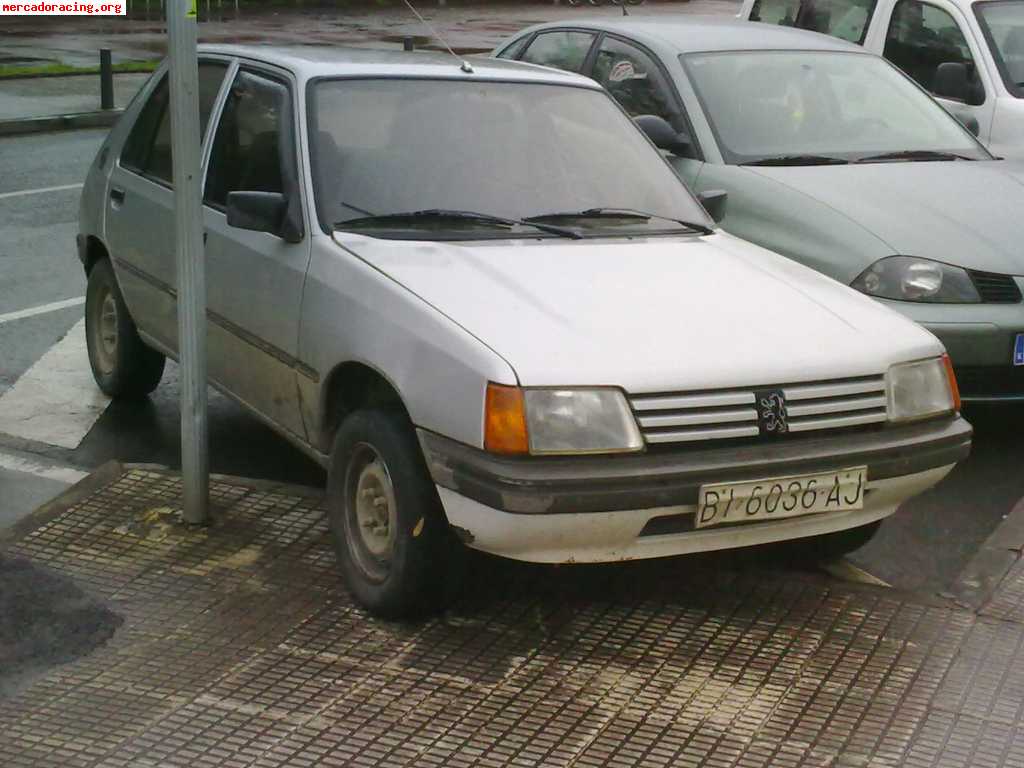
[
  {"left": 942, "top": 354, "right": 961, "bottom": 412},
  {"left": 484, "top": 383, "right": 529, "bottom": 455}
]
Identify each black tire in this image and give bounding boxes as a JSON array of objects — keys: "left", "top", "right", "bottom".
[
  {"left": 85, "top": 258, "right": 165, "bottom": 399},
  {"left": 327, "top": 408, "right": 461, "bottom": 619},
  {"left": 803, "top": 520, "right": 882, "bottom": 561}
]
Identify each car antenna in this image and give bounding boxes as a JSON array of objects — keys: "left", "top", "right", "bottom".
[{"left": 401, "top": 0, "right": 474, "bottom": 73}]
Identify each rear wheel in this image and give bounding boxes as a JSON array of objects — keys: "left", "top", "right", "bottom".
[
  {"left": 85, "top": 259, "right": 165, "bottom": 398},
  {"left": 327, "top": 408, "right": 461, "bottom": 619}
]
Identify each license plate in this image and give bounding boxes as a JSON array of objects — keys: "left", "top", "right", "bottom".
[
  {"left": 1015, "top": 333, "right": 1024, "bottom": 366},
  {"left": 696, "top": 467, "right": 867, "bottom": 530}
]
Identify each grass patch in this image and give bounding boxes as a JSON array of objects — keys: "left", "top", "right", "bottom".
[{"left": 0, "top": 59, "right": 160, "bottom": 79}]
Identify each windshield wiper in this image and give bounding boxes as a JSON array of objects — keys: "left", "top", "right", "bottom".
[
  {"left": 854, "top": 150, "right": 976, "bottom": 163},
  {"left": 334, "top": 208, "right": 582, "bottom": 239},
  {"left": 524, "top": 207, "right": 714, "bottom": 236},
  {"left": 742, "top": 154, "right": 850, "bottom": 166}
]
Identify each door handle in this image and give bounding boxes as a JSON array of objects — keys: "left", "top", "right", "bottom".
[{"left": 109, "top": 187, "right": 126, "bottom": 205}]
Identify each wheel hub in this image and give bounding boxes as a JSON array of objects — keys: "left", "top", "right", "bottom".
[
  {"left": 90, "top": 288, "right": 119, "bottom": 375},
  {"left": 346, "top": 448, "right": 398, "bottom": 582}
]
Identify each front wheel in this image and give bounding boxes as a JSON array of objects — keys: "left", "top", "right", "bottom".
[
  {"left": 804, "top": 520, "right": 882, "bottom": 561},
  {"left": 327, "top": 409, "right": 461, "bottom": 619}
]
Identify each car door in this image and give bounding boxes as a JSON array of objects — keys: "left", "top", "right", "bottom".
[
  {"left": 104, "top": 60, "right": 230, "bottom": 350},
  {"left": 876, "top": 0, "right": 996, "bottom": 140},
  {"left": 201, "top": 65, "right": 311, "bottom": 441}
]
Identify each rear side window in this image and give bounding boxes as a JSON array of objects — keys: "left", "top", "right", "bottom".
[
  {"left": 119, "top": 62, "right": 228, "bottom": 185},
  {"left": 519, "top": 30, "right": 596, "bottom": 72},
  {"left": 204, "top": 69, "right": 291, "bottom": 209},
  {"left": 750, "top": 0, "right": 877, "bottom": 43},
  {"left": 883, "top": 0, "right": 985, "bottom": 103}
]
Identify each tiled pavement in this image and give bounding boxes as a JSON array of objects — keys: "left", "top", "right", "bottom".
[{"left": 2, "top": 467, "right": 1023, "bottom": 767}]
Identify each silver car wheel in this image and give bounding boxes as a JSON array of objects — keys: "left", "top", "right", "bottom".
[
  {"left": 90, "top": 288, "right": 119, "bottom": 376},
  {"left": 346, "top": 443, "right": 398, "bottom": 584}
]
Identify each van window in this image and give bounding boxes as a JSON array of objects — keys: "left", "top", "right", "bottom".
[
  {"left": 750, "top": 0, "right": 877, "bottom": 43},
  {"left": 883, "top": 0, "right": 985, "bottom": 104}
]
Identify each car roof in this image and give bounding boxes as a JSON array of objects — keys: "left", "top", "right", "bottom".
[
  {"left": 515, "top": 15, "right": 866, "bottom": 55},
  {"left": 197, "top": 43, "right": 599, "bottom": 86}
]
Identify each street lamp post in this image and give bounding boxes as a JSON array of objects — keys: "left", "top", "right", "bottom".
[{"left": 167, "top": 0, "right": 209, "bottom": 524}]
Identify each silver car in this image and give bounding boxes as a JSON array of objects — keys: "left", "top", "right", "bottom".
[
  {"left": 78, "top": 45, "right": 969, "bottom": 617},
  {"left": 496, "top": 17, "right": 1024, "bottom": 401}
]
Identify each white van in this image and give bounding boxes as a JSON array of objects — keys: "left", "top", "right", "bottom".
[{"left": 739, "top": 0, "right": 1024, "bottom": 158}]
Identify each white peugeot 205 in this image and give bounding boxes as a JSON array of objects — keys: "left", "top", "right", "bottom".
[{"left": 77, "top": 46, "right": 970, "bottom": 617}]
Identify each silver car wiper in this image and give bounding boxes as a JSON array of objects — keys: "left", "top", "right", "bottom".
[
  {"left": 854, "top": 150, "right": 976, "bottom": 163},
  {"left": 524, "top": 207, "right": 714, "bottom": 236},
  {"left": 742, "top": 154, "right": 850, "bottom": 166},
  {"left": 335, "top": 208, "right": 582, "bottom": 239}
]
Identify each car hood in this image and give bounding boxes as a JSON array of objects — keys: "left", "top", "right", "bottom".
[
  {"left": 745, "top": 161, "right": 1024, "bottom": 276},
  {"left": 334, "top": 231, "right": 942, "bottom": 391}
]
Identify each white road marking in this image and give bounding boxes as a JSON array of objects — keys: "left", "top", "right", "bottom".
[
  {"left": 0, "top": 319, "right": 109, "bottom": 449},
  {"left": 0, "top": 296, "right": 85, "bottom": 325},
  {"left": 0, "top": 451, "right": 87, "bottom": 484},
  {"left": 820, "top": 557, "right": 891, "bottom": 587},
  {"left": 0, "top": 182, "right": 83, "bottom": 201}
]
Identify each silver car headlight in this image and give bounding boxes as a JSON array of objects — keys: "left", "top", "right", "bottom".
[
  {"left": 483, "top": 384, "right": 643, "bottom": 455},
  {"left": 887, "top": 356, "right": 959, "bottom": 423},
  {"left": 525, "top": 388, "right": 643, "bottom": 455},
  {"left": 851, "top": 256, "right": 980, "bottom": 303}
]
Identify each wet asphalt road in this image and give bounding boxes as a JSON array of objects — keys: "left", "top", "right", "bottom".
[{"left": 1, "top": 128, "right": 1022, "bottom": 597}]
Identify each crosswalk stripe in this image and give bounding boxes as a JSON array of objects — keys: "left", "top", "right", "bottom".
[
  {"left": 0, "top": 297, "right": 85, "bottom": 325},
  {"left": 0, "top": 183, "right": 83, "bottom": 201},
  {"left": 0, "top": 451, "right": 88, "bottom": 484},
  {"left": 0, "top": 319, "right": 110, "bottom": 449}
]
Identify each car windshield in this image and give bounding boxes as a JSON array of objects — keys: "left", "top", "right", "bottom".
[
  {"left": 308, "top": 78, "right": 711, "bottom": 239},
  {"left": 682, "top": 50, "right": 990, "bottom": 164},
  {"left": 976, "top": 0, "right": 1024, "bottom": 97}
]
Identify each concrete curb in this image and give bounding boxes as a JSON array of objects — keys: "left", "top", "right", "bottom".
[
  {"left": 0, "top": 109, "right": 123, "bottom": 137},
  {"left": 944, "top": 494, "right": 1024, "bottom": 612},
  {"left": 0, "top": 68, "right": 154, "bottom": 81}
]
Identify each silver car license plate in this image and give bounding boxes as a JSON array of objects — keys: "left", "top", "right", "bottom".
[{"left": 696, "top": 467, "right": 867, "bottom": 530}]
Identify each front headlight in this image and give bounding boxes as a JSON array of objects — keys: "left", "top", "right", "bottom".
[
  {"left": 887, "top": 356, "right": 960, "bottom": 422},
  {"left": 851, "top": 256, "right": 980, "bottom": 303},
  {"left": 484, "top": 384, "right": 643, "bottom": 455}
]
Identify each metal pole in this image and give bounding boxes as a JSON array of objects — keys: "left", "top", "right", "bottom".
[
  {"left": 167, "top": 0, "right": 209, "bottom": 524},
  {"left": 99, "top": 49, "right": 114, "bottom": 110}
]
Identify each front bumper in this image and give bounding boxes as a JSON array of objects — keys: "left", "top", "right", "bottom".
[
  {"left": 418, "top": 416, "right": 971, "bottom": 563},
  {"left": 876, "top": 298, "right": 1024, "bottom": 401}
]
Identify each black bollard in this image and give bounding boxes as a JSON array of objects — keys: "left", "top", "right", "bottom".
[
  {"left": 100, "top": 49, "right": 114, "bottom": 110},
  {"left": 403, "top": 36, "right": 414, "bottom": 52}
]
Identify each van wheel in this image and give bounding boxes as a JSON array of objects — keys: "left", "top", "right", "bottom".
[
  {"left": 85, "top": 259, "right": 165, "bottom": 398},
  {"left": 327, "top": 409, "right": 460, "bottom": 619}
]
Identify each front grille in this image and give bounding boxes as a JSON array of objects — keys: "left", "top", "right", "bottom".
[
  {"left": 969, "top": 270, "right": 1022, "bottom": 303},
  {"left": 629, "top": 375, "right": 888, "bottom": 446},
  {"left": 954, "top": 366, "right": 1024, "bottom": 398}
]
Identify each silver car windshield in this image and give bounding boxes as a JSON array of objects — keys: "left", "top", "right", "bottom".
[
  {"left": 682, "top": 51, "right": 990, "bottom": 164},
  {"left": 976, "top": 0, "right": 1024, "bottom": 97},
  {"left": 309, "top": 78, "right": 712, "bottom": 239}
]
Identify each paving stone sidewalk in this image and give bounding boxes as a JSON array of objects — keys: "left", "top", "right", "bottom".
[{"left": 2, "top": 465, "right": 1023, "bottom": 767}]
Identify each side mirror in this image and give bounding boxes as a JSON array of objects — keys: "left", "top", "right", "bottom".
[
  {"left": 635, "top": 114, "right": 692, "bottom": 156},
  {"left": 698, "top": 189, "right": 728, "bottom": 223},
  {"left": 226, "top": 191, "right": 288, "bottom": 238},
  {"left": 933, "top": 61, "right": 969, "bottom": 103}
]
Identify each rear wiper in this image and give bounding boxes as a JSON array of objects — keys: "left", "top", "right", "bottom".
[
  {"left": 334, "top": 208, "right": 582, "bottom": 239},
  {"left": 524, "top": 207, "right": 714, "bottom": 236},
  {"left": 854, "top": 150, "right": 975, "bottom": 163},
  {"left": 742, "top": 154, "right": 850, "bottom": 166}
]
